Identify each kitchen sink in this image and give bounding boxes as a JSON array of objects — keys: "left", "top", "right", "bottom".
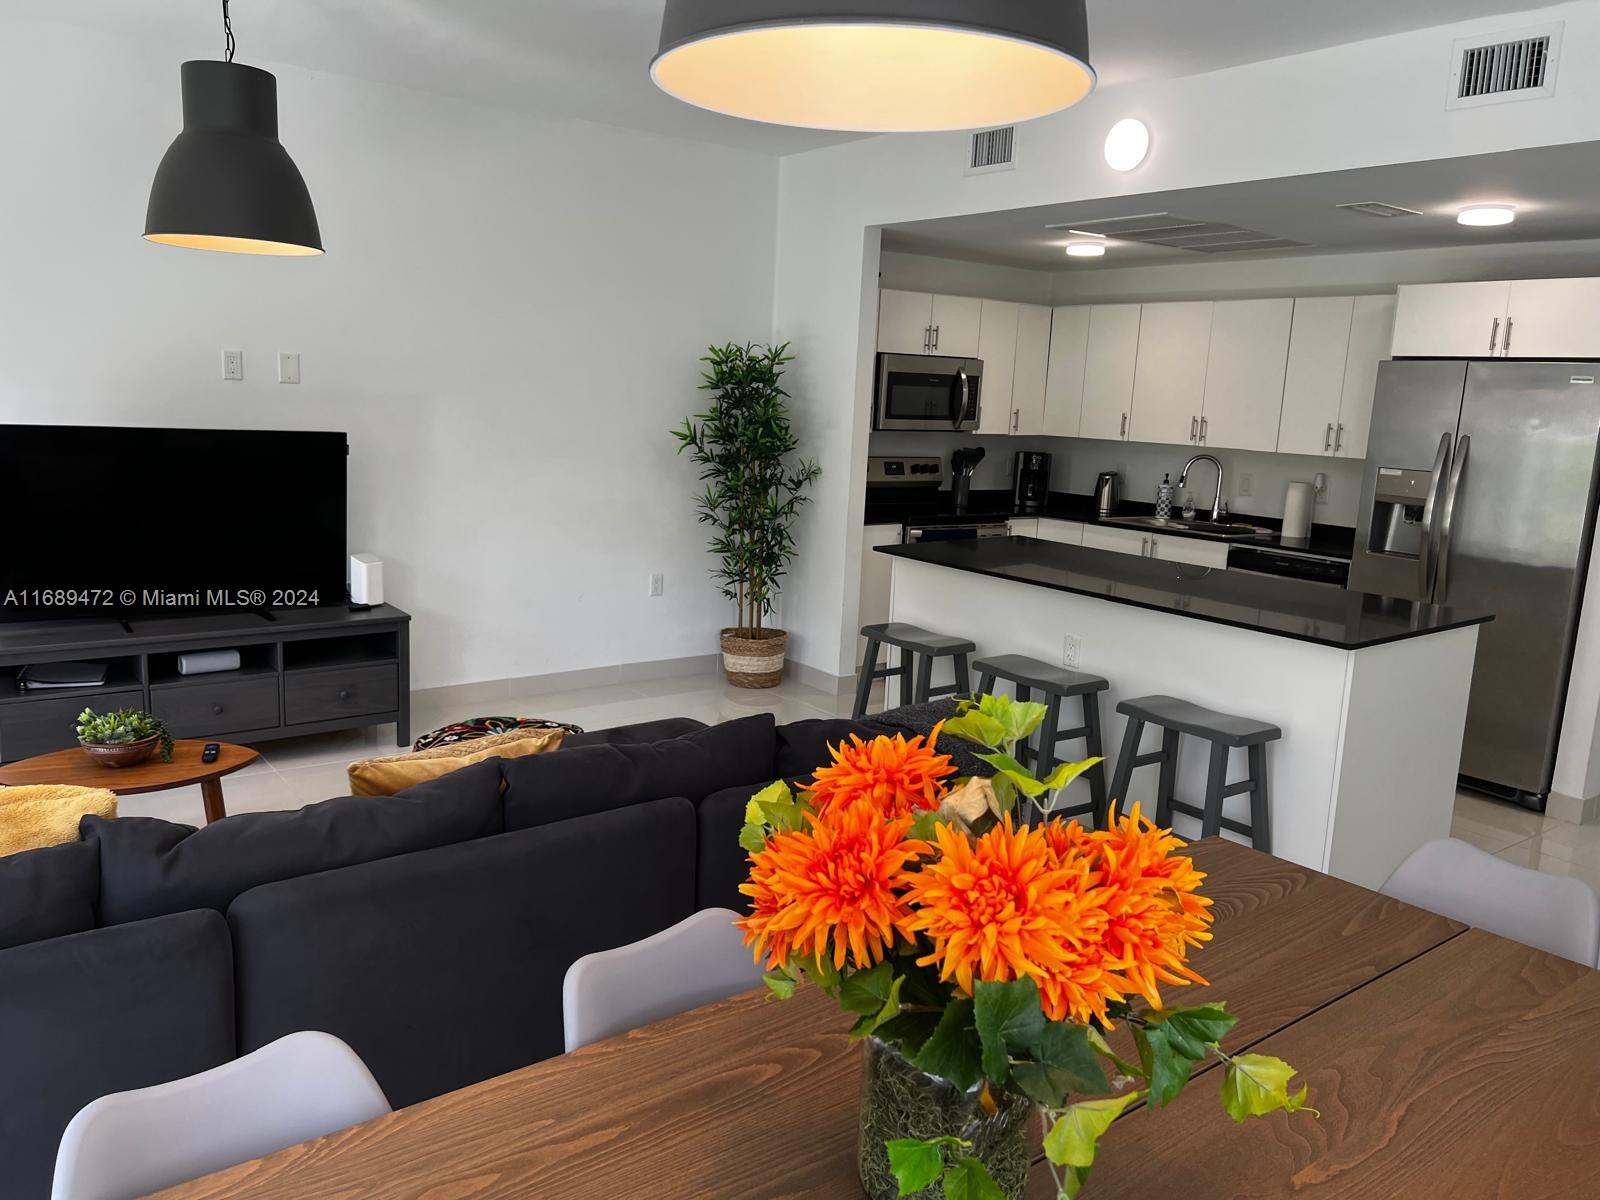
[{"left": 1101, "top": 514, "right": 1273, "bottom": 540}]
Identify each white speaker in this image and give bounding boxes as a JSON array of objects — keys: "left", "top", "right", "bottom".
[{"left": 350, "top": 553, "right": 384, "bottom": 607}]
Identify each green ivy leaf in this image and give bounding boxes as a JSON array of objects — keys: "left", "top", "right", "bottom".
[
  {"left": 1131, "top": 1023, "right": 1194, "bottom": 1108},
  {"left": 876, "top": 1011, "right": 942, "bottom": 1057},
  {"left": 1010, "top": 1021, "right": 1111, "bottom": 1107},
  {"left": 973, "top": 978, "right": 1045, "bottom": 1085},
  {"left": 1064, "top": 1164, "right": 1092, "bottom": 1199},
  {"left": 840, "top": 961, "right": 896, "bottom": 1016},
  {"left": 848, "top": 974, "right": 905, "bottom": 1041},
  {"left": 1085, "top": 1025, "right": 1142, "bottom": 1080},
  {"left": 1149, "top": 1004, "right": 1237, "bottom": 1061},
  {"left": 1039, "top": 757, "right": 1104, "bottom": 794},
  {"left": 1220, "top": 1054, "right": 1314, "bottom": 1123},
  {"left": 738, "top": 822, "right": 769, "bottom": 854},
  {"left": 974, "top": 752, "right": 1049, "bottom": 798},
  {"left": 807, "top": 952, "right": 842, "bottom": 992},
  {"left": 762, "top": 968, "right": 796, "bottom": 1001},
  {"left": 941, "top": 710, "right": 1008, "bottom": 751},
  {"left": 1042, "top": 1091, "right": 1144, "bottom": 1169},
  {"left": 745, "top": 780, "right": 807, "bottom": 832},
  {"left": 912, "top": 997, "right": 982, "bottom": 1092},
  {"left": 942, "top": 1157, "right": 1007, "bottom": 1200},
  {"left": 885, "top": 1140, "right": 945, "bottom": 1196},
  {"left": 907, "top": 808, "right": 946, "bottom": 843}
]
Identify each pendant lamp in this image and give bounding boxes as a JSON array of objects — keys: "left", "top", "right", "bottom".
[
  {"left": 651, "top": 0, "right": 1095, "bottom": 133},
  {"left": 144, "top": 0, "right": 322, "bottom": 256}
]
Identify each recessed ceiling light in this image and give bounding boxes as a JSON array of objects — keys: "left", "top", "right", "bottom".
[
  {"left": 1103, "top": 118, "right": 1150, "bottom": 171},
  {"left": 1457, "top": 204, "right": 1516, "bottom": 227},
  {"left": 1066, "top": 241, "right": 1107, "bottom": 258},
  {"left": 650, "top": 1, "right": 1096, "bottom": 132}
]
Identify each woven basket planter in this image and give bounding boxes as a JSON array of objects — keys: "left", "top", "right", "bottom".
[{"left": 720, "top": 628, "right": 788, "bottom": 689}]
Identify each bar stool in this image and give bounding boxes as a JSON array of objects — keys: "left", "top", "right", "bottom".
[
  {"left": 972, "top": 654, "right": 1110, "bottom": 827},
  {"left": 1106, "top": 695, "right": 1280, "bottom": 852},
  {"left": 853, "top": 623, "right": 975, "bottom": 718}
]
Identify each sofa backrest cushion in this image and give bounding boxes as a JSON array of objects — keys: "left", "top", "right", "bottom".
[
  {"left": 83, "top": 759, "right": 506, "bottom": 926},
  {"left": 228, "top": 796, "right": 698, "bottom": 1108},
  {"left": 0, "top": 909, "right": 234, "bottom": 1200},
  {"left": 0, "top": 839, "right": 100, "bottom": 952},
  {"left": 564, "top": 717, "right": 708, "bottom": 749},
  {"left": 502, "top": 713, "right": 776, "bottom": 831},
  {"left": 696, "top": 781, "right": 766, "bottom": 914},
  {"left": 774, "top": 718, "right": 881, "bottom": 782}
]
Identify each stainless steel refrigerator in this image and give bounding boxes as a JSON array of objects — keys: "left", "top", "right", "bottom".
[{"left": 1350, "top": 360, "right": 1600, "bottom": 808}]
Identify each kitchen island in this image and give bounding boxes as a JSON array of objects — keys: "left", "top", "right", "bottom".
[{"left": 878, "top": 537, "right": 1491, "bottom": 888}]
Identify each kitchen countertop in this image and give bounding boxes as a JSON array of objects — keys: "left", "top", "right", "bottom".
[{"left": 877, "top": 537, "right": 1490, "bottom": 650}]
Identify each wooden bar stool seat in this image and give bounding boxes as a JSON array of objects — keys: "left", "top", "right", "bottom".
[
  {"left": 1107, "top": 695, "right": 1280, "bottom": 851},
  {"left": 853, "top": 623, "right": 975, "bottom": 718}
]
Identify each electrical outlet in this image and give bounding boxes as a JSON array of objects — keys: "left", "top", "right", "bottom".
[
  {"left": 278, "top": 352, "right": 301, "bottom": 384},
  {"left": 221, "top": 349, "right": 243, "bottom": 381},
  {"left": 648, "top": 573, "right": 664, "bottom": 598},
  {"left": 1238, "top": 472, "right": 1253, "bottom": 498},
  {"left": 1061, "top": 634, "right": 1082, "bottom": 670}
]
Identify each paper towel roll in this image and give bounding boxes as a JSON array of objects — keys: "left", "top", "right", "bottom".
[{"left": 1282, "top": 482, "right": 1314, "bottom": 542}]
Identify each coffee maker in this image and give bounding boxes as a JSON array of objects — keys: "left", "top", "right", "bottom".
[{"left": 1012, "top": 451, "right": 1052, "bottom": 513}]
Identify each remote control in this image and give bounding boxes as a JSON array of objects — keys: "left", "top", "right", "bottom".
[{"left": 201, "top": 743, "right": 220, "bottom": 764}]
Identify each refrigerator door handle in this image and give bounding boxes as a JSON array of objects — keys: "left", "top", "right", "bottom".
[
  {"left": 1418, "top": 432, "right": 1452, "bottom": 598},
  {"left": 1434, "top": 434, "right": 1470, "bottom": 603}
]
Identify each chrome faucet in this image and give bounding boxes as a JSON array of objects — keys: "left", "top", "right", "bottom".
[{"left": 1178, "top": 454, "right": 1225, "bottom": 522}]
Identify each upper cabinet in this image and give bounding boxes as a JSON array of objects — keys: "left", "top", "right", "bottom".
[
  {"left": 1130, "top": 302, "right": 1212, "bottom": 446},
  {"left": 1012, "top": 304, "right": 1052, "bottom": 435},
  {"left": 1391, "top": 278, "right": 1600, "bottom": 359},
  {"left": 930, "top": 294, "right": 983, "bottom": 357},
  {"left": 975, "top": 300, "right": 1020, "bottom": 435},
  {"left": 1043, "top": 305, "right": 1091, "bottom": 438},
  {"left": 1333, "top": 295, "right": 1397, "bottom": 460},
  {"left": 1279, "top": 295, "right": 1396, "bottom": 459},
  {"left": 1079, "top": 305, "right": 1143, "bottom": 441},
  {"left": 876, "top": 289, "right": 982, "bottom": 356},
  {"left": 1201, "top": 299, "right": 1293, "bottom": 452}
]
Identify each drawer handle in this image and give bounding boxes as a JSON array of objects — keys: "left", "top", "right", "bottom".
[
  {"left": 338, "top": 689, "right": 352, "bottom": 701},
  {"left": 211, "top": 704, "right": 224, "bottom": 715}
]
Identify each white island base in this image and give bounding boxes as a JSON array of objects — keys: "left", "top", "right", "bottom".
[{"left": 887, "top": 555, "right": 1480, "bottom": 890}]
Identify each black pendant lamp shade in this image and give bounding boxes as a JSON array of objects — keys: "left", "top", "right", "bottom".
[
  {"left": 144, "top": 60, "right": 322, "bottom": 256},
  {"left": 651, "top": 0, "right": 1095, "bottom": 132}
]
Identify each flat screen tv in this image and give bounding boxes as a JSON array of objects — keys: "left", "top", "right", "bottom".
[{"left": 0, "top": 425, "right": 348, "bottom": 620}]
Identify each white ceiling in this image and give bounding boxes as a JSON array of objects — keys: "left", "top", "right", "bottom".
[
  {"left": 881, "top": 144, "right": 1600, "bottom": 270},
  {"left": 12, "top": 0, "right": 1559, "bottom": 155}
]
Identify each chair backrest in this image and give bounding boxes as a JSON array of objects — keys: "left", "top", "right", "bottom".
[
  {"left": 52, "top": 1031, "right": 391, "bottom": 1200},
  {"left": 562, "top": 907, "right": 764, "bottom": 1052},
  {"left": 1381, "top": 837, "right": 1600, "bottom": 966}
]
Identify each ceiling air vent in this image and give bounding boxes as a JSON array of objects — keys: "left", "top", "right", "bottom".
[
  {"left": 1337, "top": 201, "right": 1423, "bottom": 219},
  {"left": 1047, "top": 213, "right": 1308, "bottom": 254},
  {"left": 966, "top": 126, "right": 1016, "bottom": 176},
  {"left": 1447, "top": 23, "right": 1561, "bottom": 109}
]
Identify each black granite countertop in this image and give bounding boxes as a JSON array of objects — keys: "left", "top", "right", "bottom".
[
  {"left": 876, "top": 538, "right": 1490, "bottom": 650},
  {"left": 864, "top": 489, "right": 1357, "bottom": 560}
]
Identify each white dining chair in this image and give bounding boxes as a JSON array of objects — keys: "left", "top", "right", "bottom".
[
  {"left": 563, "top": 907, "right": 765, "bottom": 1052},
  {"left": 1381, "top": 837, "right": 1600, "bottom": 967},
  {"left": 52, "top": 1031, "right": 391, "bottom": 1200}
]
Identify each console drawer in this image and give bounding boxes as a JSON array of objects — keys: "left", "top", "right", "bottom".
[
  {"left": 0, "top": 688, "right": 146, "bottom": 762},
  {"left": 285, "top": 663, "right": 398, "bottom": 726},
  {"left": 151, "top": 677, "right": 280, "bottom": 739}
]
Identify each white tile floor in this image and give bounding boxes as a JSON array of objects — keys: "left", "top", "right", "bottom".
[{"left": 123, "top": 671, "right": 1593, "bottom": 893}]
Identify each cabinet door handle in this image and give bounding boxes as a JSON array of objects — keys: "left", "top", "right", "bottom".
[
  {"left": 1503, "top": 318, "right": 1514, "bottom": 357},
  {"left": 1489, "top": 317, "right": 1501, "bottom": 356},
  {"left": 1011, "top": 408, "right": 1019, "bottom": 434},
  {"left": 1199, "top": 416, "right": 1209, "bottom": 443},
  {"left": 1324, "top": 423, "right": 1334, "bottom": 451},
  {"left": 1150, "top": 536, "right": 1158, "bottom": 557},
  {"left": 1120, "top": 412, "right": 1129, "bottom": 438},
  {"left": 1191, "top": 415, "right": 1199, "bottom": 442},
  {"left": 932, "top": 325, "right": 940, "bottom": 351},
  {"left": 1140, "top": 536, "right": 1149, "bottom": 556},
  {"left": 923, "top": 325, "right": 931, "bottom": 352},
  {"left": 1334, "top": 423, "right": 1344, "bottom": 453}
]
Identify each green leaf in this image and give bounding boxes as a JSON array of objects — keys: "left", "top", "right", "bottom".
[
  {"left": 1039, "top": 757, "right": 1104, "bottom": 794},
  {"left": 1064, "top": 1165, "right": 1092, "bottom": 1199},
  {"left": 1151, "top": 1004, "right": 1237, "bottom": 1060},
  {"left": 885, "top": 1140, "right": 945, "bottom": 1196},
  {"left": 876, "top": 1011, "right": 942, "bottom": 1057},
  {"left": 973, "top": 978, "right": 1045, "bottom": 1084},
  {"left": 745, "top": 780, "right": 807, "bottom": 832},
  {"left": 942, "top": 1157, "right": 1007, "bottom": 1200},
  {"left": 807, "top": 952, "right": 842, "bottom": 992},
  {"left": 974, "top": 752, "right": 1048, "bottom": 798},
  {"left": 907, "top": 808, "right": 946, "bottom": 842},
  {"left": 1085, "top": 1025, "right": 1142, "bottom": 1080},
  {"left": 940, "top": 710, "right": 1008, "bottom": 751},
  {"left": 849, "top": 974, "right": 905, "bottom": 1041},
  {"left": 1042, "top": 1091, "right": 1144, "bottom": 1169},
  {"left": 1131, "top": 1023, "right": 1194, "bottom": 1108},
  {"left": 738, "top": 822, "right": 769, "bottom": 854},
  {"left": 1009, "top": 1021, "right": 1111, "bottom": 1107},
  {"left": 912, "top": 997, "right": 982, "bottom": 1092},
  {"left": 1220, "top": 1054, "right": 1314, "bottom": 1123},
  {"left": 840, "top": 961, "right": 896, "bottom": 1016},
  {"left": 762, "top": 968, "right": 796, "bottom": 1001}
]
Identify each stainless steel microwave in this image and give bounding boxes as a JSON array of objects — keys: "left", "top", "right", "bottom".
[{"left": 873, "top": 353, "right": 983, "bottom": 432}]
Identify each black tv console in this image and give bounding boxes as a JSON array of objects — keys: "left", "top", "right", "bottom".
[{"left": 0, "top": 606, "right": 410, "bottom": 763}]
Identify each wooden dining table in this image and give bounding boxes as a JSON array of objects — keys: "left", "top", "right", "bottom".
[{"left": 147, "top": 838, "right": 1600, "bottom": 1199}]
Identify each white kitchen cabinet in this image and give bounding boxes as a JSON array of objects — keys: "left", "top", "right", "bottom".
[
  {"left": 1012, "top": 304, "right": 1052, "bottom": 435},
  {"left": 1505, "top": 278, "right": 1600, "bottom": 358},
  {"left": 1279, "top": 297, "right": 1355, "bottom": 457},
  {"left": 975, "top": 300, "right": 1019, "bottom": 435},
  {"left": 1201, "top": 299, "right": 1292, "bottom": 452},
  {"left": 1080, "top": 305, "right": 1142, "bottom": 441},
  {"left": 1032, "top": 519, "right": 1084, "bottom": 546},
  {"left": 858, "top": 524, "right": 904, "bottom": 663},
  {"left": 1010, "top": 518, "right": 1038, "bottom": 538},
  {"left": 1130, "top": 302, "right": 1213, "bottom": 446},
  {"left": 878, "top": 289, "right": 936, "bottom": 355},
  {"left": 1334, "top": 294, "right": 1396, "bottom": 459},
  {"left": 1081, "top": 524, "right": 1149, "bottom": 556},
  {"left": 1391, "top": 281, "right": 1511, "bottom": 358},
  {"left": 1043, "top": 306, "right": 1091, "bottom": 437},
  {"left": 930, "top": 294, "right": 983, "bottom": 357},
  {"left": 1151, "top": 535, "right": 1230, "bottom": 568}
]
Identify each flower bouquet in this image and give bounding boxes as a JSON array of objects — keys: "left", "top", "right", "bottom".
[{"left": 737, "top": 695, "right": 1312, "bottom": 1199}]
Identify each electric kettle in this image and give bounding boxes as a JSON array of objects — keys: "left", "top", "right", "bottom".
[{"left": 1094, "top": 471, "right": 1122, "bottom": 517}]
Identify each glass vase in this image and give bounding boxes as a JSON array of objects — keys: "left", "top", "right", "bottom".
[{"left": 857, "top": 1036, "right": 1034, "bottom": 1200}]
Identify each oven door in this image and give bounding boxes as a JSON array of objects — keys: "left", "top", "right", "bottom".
[{"left": 874, "top": 354, "right": 982, "bottom": 431}]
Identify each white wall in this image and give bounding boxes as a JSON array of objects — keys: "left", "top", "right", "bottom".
[{"left": 0, "top": 15, "right": 780, "bottom": 691}]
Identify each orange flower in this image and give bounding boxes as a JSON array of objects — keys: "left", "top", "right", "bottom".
[
  {"left": 806, "top": 726, "right": 956, "bottom": 818},
  {"left": 738, "top": 802, "right": 929, "bottom": 973}
]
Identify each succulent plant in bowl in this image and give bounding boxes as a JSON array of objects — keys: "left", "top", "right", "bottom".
[{"left": 76, "top": 707, "right": 174, "bottom": 768}]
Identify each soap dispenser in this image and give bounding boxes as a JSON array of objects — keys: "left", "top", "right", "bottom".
[{"left": 1155, "top": 473, "right": 1174, "bottom": 519}]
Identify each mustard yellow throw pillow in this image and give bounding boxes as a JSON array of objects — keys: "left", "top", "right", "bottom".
[
  {"left": 0, "top": 785, "right": 118, "bottom": 857},
  {"left": 347, "top": 726, "right": 566, "bottom": 797}
]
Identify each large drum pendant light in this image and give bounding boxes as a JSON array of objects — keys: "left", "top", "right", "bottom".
[
  {"left": 144, "top": 1, "right": 322, "bottom": 256},
  {"left": 651, "top": 0, "right": 1095, "bottom": 132}
]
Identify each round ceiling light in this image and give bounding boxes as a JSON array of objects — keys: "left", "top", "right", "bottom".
[
  {"left": 651, "top": 1, "right": 1096, "bottom": 133},
  {"left": 1065, "top": 240, "right": 1106, "bottom": 258},
  {"left": 1457, "top": 204, "right": 1516, "bottom": 227},
  {"left": 1103, "top": 118, "right": 1149, "bottom": 171}
]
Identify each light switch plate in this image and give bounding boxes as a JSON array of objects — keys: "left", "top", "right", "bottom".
[
  {"left": 222, "top": 349, "right": 243, "bottom": 381},
  {"left": 278, "top": 352, "right": 301, "bottom": 384}
]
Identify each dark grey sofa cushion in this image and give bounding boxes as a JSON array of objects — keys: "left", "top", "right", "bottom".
[
  {"left": 502, "top": 713, "right": 776, "bottom": 831},
  {"left": 83, "top": 758, "right": 506, "bottom": 926},
  {"left": 774, "top": 717, "right": 880, "bottom": 781},
  {"left": 697, "top": 782, "right": 763, "bottom": 914},
  {"left": 0, "top": 840, "right": 100, "bottom": 951},
  {"left": 565, "top": 717, "right": 707, "bottom": 749},
  {"left": 0, "top": 910, "right": 234, "bottom": 1200},
  {"left": 228, "top": 797, "right": 698, "bottom": 1107}
]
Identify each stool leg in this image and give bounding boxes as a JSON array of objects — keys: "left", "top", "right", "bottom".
[
  {"left": 1247, "top": 743, "right": 1272, "bottom": 853},
  {"left": 914, "top": 653, "right": 934, "bottom": 705},
  {"left": 1201, "top": 743, "right": 1229, "bottom": 840},
  {"left": 1036, "top": 693, "right": 1063, "bottom": 784},
  {"left": 1106, "top": 717, "right": 1145, "bottom": 824},
  {"left": 897, "top": 650, "right": 914, "bottom": 709},
  {"left": 853, "top": 639, "right": 881, "bottom": 719},
  {"left": 1154, "top": 728, "right": 1180, "bottom": 829},
  {"left": 1082, "top": 694, "right": 1108, "bottom": 829},
  {"left": 976, "top": 671, "right": 996, "bottom": 698},
  {"left": 952, "top": 653, "right": 971, "bottom": 698},
  {"left": 1013, "top": 685, "right": 1034, "bottom": 764}
]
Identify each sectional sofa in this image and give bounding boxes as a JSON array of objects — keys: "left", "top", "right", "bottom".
[{"left": 0, "top": 712, "right": 883, "bottom": 1198}]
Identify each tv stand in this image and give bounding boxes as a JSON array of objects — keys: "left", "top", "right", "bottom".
[{"left": 0, "top": 605, "right": 411, "bottom": 764}]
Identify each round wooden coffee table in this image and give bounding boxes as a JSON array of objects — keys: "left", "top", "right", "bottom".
[{"left": 0, "top": 739, "right": 259, "bottom": 824}]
